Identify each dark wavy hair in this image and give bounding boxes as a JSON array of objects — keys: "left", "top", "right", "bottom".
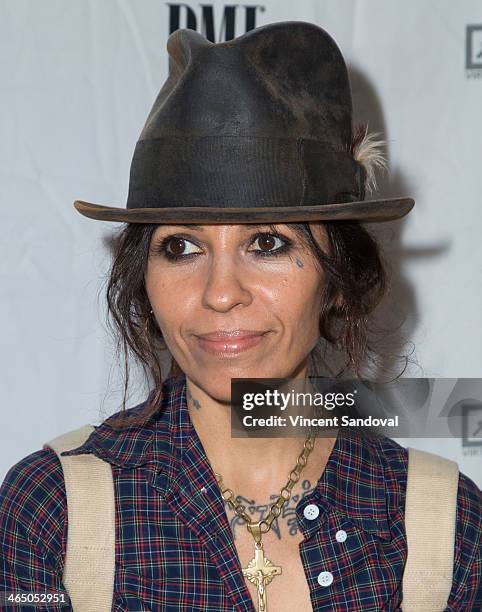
[{"left": 101, "top": 220, "right": 412, "bottom": 428}]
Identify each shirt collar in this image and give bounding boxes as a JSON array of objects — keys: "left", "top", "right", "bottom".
[{"left": 61, "top": 373, "right": 392, "bottom": 539}]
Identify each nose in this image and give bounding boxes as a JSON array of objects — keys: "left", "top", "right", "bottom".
[{"left": 201, "top": 255, "right": 253, "bottom": 313}]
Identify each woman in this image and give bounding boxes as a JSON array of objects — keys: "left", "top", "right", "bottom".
[{"left": 1, "top": 21, "right": 480, "bottom": 612}]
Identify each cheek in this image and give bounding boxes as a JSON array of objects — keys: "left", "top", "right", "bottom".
[
  {"left": 267, "top": 269, "right": 323, "bottom": 327},
  {"left": 278, "top": 270, "right": 323, "bottom": 314},
  {"left": 145, "top": 269, "right": 196, "bottom": 341}
]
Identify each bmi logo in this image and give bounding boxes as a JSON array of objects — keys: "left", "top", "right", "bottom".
[
  {"left": 466, "top": 25, "right": 482, "bottom": 78},
  {"left": 167, "top": 3, "right": 266, "bottom": 41}
]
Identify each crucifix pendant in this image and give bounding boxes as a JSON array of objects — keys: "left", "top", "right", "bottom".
[{"left": 242, "top": 541, "right": 282, "bottom": 612}]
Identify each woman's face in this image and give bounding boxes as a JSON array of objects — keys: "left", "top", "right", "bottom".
[{"left": 145, "top": 223, "right": 327, "bottom": 401}]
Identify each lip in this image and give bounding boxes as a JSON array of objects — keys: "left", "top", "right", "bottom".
[{"left": 194, "top": 330, "right": 269, "bottom": 357}]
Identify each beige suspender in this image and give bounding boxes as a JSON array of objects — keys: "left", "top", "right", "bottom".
[
  {"left": 401, "top": 447, "right": 459, "bottom": 611},
  {"left": 44, "top": 425, "right": 115, "bottom": 612},
  {"left": 44, "top": 428, "right": 459, "bottom": 611}
]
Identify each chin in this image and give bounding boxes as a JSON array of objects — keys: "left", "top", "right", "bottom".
[{"left": 198, "top": 364, "right": 286, "bottom": 403}]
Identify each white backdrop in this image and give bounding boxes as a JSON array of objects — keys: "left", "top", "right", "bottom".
[{"left": 1, "top": 0, "right": 481, "bottom": 486}]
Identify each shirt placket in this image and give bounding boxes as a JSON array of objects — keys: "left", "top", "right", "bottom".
[
  {"left": 166, "top": 478, "right": 257, "bottom": 611},
  {"left": 147, "top": 433, "right": 257, "bottom": 612},
  {"left": 295, "top": 493, "right": 404, "bottom": 611}
]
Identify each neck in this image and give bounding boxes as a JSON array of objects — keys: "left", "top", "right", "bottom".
[{"left": 185, "top": 370, "right": 338, "bottom": 501}]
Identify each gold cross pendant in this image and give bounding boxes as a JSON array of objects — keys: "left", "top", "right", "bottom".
[{"left": 242, "top": 541, "right": 282, "bottom": 612}]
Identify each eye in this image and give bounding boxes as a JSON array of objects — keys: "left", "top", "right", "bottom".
[
  {"left": 156, "top": 235, "right": 203, "bottom": 261},
  {"left": 248, "top": 232, "right": 291, "bottom": 257}
]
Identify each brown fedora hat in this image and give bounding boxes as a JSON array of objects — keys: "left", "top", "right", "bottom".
[{"left": 74, "top": 21, "right": 414, "bottom": 224}]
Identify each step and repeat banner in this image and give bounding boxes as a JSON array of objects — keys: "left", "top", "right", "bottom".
[{"left": 1, "top": 0, "right": 481, "bottom": 486}]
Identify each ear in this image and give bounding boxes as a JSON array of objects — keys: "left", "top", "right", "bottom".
[{"left": 334, "top": 294, "right": 344, "bottom": 310}]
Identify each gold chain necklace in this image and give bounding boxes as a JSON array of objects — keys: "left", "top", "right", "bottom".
[{"left": 214, "top": 432, "right": 316, "bottom": 612}]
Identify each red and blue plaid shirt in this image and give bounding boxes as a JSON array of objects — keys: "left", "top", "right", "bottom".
[{"left": 1, "top": 374, "right": 481, "bottom": 610}]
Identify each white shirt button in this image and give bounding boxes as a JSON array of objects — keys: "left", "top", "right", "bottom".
[
  {"left": 317, "top": 571, "right": 334, "bottom": 587},
  {"left": 335, "top": 529, "right": 347, "bottom": 542},
  {"left": 303, "top": 504, "right": 320, "bottom": 520}
]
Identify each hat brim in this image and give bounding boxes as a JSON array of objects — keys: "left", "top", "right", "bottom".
[{"left": 73, "top": 196, "right": 414, "bottom": 224}]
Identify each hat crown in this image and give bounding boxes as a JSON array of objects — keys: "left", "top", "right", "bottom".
[{"left": 140, "top": 21, "right": 353, "bottom": 147}]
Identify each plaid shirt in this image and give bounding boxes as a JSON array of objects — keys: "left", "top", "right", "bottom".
[{"left": 1, "top": 374, "right": 480, "bottom": 611}]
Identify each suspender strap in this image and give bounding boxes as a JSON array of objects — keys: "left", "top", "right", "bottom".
[
  {"left": 44, "top": 425, "right": 115, "bottom": 612},
  {"left": 44, "top": 427, "right": 459, "bottom": 611},
  {"left": 402, "top": 447, "right": 459, "bottom": 611}
]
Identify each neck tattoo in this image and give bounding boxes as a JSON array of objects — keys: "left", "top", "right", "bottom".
[
  {"left": 187, "top": 387, "right": 202, "bottom": 410},
  {"left": 223, "top": 479, "right": 314, "bottom": 539}
]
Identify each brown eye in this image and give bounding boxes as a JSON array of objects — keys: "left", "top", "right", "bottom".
[
  {"left": 158, "top": 236, "right": 203, "bottom": 260},
  {"left": 258, "top": 235, "right": 276, "bottom": 251},
  {"left": 167, "top": 237, "right": 186, "bottom": 256},
  {"left": 249, "top": 233, "right": 288, "bottom": 255}
]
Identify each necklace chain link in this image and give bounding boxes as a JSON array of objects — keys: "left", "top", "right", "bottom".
[{"left": 214, "top": 432, "right": 316, "bottom": 542}]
